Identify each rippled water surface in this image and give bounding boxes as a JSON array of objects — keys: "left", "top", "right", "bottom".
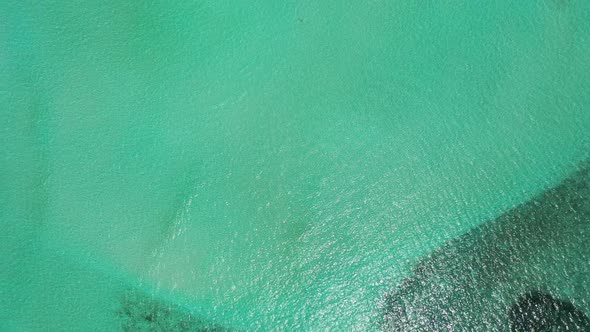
[{"left": 2, "top": 1, "right": 590, "bottom": 331}]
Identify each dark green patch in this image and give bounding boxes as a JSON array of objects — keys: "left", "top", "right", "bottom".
[
  {"left": 508, "top": 291, "right": 590, "bottom": 331},
  {"left": 117, "top": 290, "right": 230, "bottom": 332},
  {"left": 382, "top": 161, "right": 590, "bottom": 331}
]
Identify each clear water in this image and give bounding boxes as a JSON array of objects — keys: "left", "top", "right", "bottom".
[{"left": 2, "top": 1, "right": 590, "bottom": 331}]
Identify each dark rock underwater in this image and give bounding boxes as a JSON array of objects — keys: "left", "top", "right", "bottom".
[{"left": 381, "top": 161, "right": 590, "bottom": 331}]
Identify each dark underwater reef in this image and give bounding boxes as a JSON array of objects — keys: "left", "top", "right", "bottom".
[
  {"left": 117, "top": 290, "right": 230, "bottom": 332},
  {"left": 508, "top": 291, "right": 590, "bottom": 331},
  {"left": 382, "top": 160, "right": 590, "bottom": 331}
]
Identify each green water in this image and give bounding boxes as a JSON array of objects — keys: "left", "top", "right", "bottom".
[{"left": 2, "top": 1, "right": 590, "bottom": 330}]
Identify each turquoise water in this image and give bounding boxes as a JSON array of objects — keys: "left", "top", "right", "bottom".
[{"left": 2, "top": 1, "right": 590, "bottom": 330}]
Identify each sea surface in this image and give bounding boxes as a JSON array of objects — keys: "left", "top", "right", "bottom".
[{"left": 2, "top": 1, "right": 590, "bottom": 330}]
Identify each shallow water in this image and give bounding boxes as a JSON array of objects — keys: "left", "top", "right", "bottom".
[{"left": 2, "top": 1, "right": 590, "bottom": 331}]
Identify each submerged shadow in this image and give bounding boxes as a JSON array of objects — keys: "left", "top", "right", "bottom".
[
  {"left": 381, "top": 160, "right": 590, "bottom": 331},
  {"left": 508, "top": 290, "right": 590, "bottom": 332}
]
